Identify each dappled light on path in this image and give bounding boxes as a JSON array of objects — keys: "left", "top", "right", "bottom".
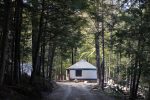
[{"left": 44, "top": 82, "right": 115, "bottom": 100}]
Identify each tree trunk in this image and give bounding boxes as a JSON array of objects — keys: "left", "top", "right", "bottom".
[
  {"left": 0, "top": 0, "right": 11, "bottom": 85},
  {"left": 31, "top": 3, "right": 39, "bottom": 82},
  {"left": 94, "top": 0, "right": 102, "bottom": 86},
  {"left": 31, "top": 0, "right": 45, "bottom": 82},
  {"left": 95, "top": 33, "right": 101, "bottom": 85},
  {"left": 10, "top": 28, "right": 15, "bottom": 84},
  {"left": 60, "top": 55, "right": 63, "bottom": 80},
  {"left": 74, "top": 47, "right": 77, "bottom": 63},
  {"left": 71, "top": 47, "right": 74, "bottom": 65},
  {"left": 13, "top": 0, "right": 23, "bottom": 84},
  {"left": 147, "top": 83, "right": 150, "bottom": 100},
  {"left": 134, "top": 59, "right": 142, "bottom": 98},
  {"left": 48, "top": 44, "right": 56, "bottom": 81},
  {"left": 41, "top": 36, "right": 46, "bottom": 78},
  {"left": 129, "top": 54, "right": 138, "bottom": 100},
  {"left": 130, "top": 37, "right": 142, "bottom": 100},
  {"left": 101, "top": 0, "right": 105, "bottom": 90}
]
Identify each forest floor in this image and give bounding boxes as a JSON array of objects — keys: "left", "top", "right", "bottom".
[
  {"left": 0, "top": 75, "right": 54, "bottom": 100},
  {"left": 43, "top": 82, "right": 118, "bottom": 100}
]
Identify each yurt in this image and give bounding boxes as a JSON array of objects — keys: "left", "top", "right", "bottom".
[{"left": 66, "top": 60, "right": 97, "bottom": 81}]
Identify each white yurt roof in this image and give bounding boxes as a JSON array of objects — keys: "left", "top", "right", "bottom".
[{"left": 68, "top": 60, "right": 96, "bottom": 70}]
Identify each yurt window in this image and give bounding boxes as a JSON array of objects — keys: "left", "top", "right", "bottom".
[{"left": 76, "top": 70, "right": 82, "bottom": 76}]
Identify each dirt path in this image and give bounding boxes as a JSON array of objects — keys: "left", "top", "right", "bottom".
[{"left": 44, "top": 82, "right": 115, "bottom": 100}]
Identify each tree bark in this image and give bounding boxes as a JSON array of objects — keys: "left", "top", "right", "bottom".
[
  {"left": 129, "top": 54, "right": 138, "bottom": 100},
  {"left": 147, "top": 83, "right": 150, "bottom": 100},
  {"left": 74, "top": 47, "right": 77, "bottom": 63},
  {"left": 31, "top": 0, "right": 45, "bottom": 82},
  {"left": 31, "top": 1, "right": 39, "bottom": 81},
  {"left": 41, "top": 35, "right": 46, "bottom": 78},
  {"left": 48, "top": 44, "right": 56, "bottom": 81},
  {"left": 60, "top": 55, "right": 63, "bottom": 80},
  {"left": 71, "top": 47, "right": 74, "bottom": 65},
  {"left": 13, "top": 0, "right": 23, "bottom": 84},
  {"left": 101, "top": 0, "right": 105, "bottom": 90},
  {"left": 0, "top": 0, "right": 11, "bottom": 85},
  {"left": 94, "top": 0, "right": 102, "bottom": 86},
  {"left": 95, "top": 33, "right": 101, "bottom": 85},
  {"left": 134, "top": 59, "right": 142, "bottom": 98},
  {"left": 130, "top": 36, "right": 142, "bottom": 100}
]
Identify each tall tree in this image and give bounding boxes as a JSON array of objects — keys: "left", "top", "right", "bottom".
[
  {"left": 0, "top": 0, "right": 11, "bottom": 85},
  {"left": 13, "top": 0, "right": 23, "bottom": 84},
  {"left": 31, "top": 0, "right": 45, "bottom": 81}
]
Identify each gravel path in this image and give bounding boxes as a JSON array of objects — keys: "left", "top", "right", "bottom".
[{"left": 44, "top": 82, "right": 115, "bottom": 100}]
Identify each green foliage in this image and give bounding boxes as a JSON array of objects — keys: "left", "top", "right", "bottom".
[{"left": 70, "top": 0, "right": 89, "bottom": 11}]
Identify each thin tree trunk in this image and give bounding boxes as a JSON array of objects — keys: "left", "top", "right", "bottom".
[
  {"left": 60, "top": 55, "right": 63, "bottom": 80},
  {"left": 74, "top": 47, "right": 77, "bottom": 63},
  {"left": 10, "top": 27, "right": 15, "bottom": 84},
  {"left": 130, "top": 54, "right": 138, "bottom": 100},
  {"left": 147, "top": 83, "right": 150, "bottom": 100},
  {"left": 41, "top": 37, "right": 46, "bottom": 78},
  {"left": 108, "top": 52, "right": 111, "bottom": 80},
  {"left": 31, "top": 4, "right": 39, "bottom": 82},
  {"left": 95, "top": 33, "right": 101, "bottom": 85},
  {"left": 48, "top": 44, "right": 56, "bottom": 81},
  {"left": 129, "top": 60, "right": 134, "bottom": 97},
  {"left": 101, "top": 0, "right": 105, "bottom": 90},
  {"left": 134, "top": 59, "right": 142, "bottom": 98},
  {"left": 71, "top": 47, "right": 74, "bottom": 65},
  {"left": 130, "top": 37, "right": 141, "bottom": 99},
  {"left": 13, "top": 0, "right": 23, "bottom": 84}
]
